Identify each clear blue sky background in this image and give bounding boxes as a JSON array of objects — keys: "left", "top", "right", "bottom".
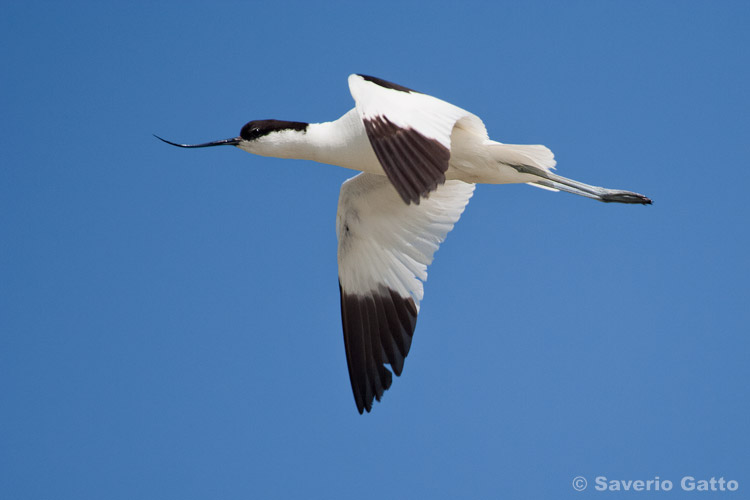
[{"left": 2, "top": 2, "right": 748, "bottom": 499}]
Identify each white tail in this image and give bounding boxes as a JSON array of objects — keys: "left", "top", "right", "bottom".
[
  {"left": 489, "top": 142, "right": 557, "bottom": 173},
  {"left": 489, "top": 142, "right": 651, "bottom": 205}
]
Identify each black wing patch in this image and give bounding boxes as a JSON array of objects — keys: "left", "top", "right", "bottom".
[
  {"left": 357, "top": 74, "right": 418, "bottom": 93},
  {"left": 362, "top": 115, "right": 451, "bottom": 205},
  {"left": 339, "top": 283, "right": 418, "bottom": 414}
]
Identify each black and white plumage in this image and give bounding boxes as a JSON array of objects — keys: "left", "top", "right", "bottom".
[{"left": 157, "top": 74, "right": 651, "bottom": 413}]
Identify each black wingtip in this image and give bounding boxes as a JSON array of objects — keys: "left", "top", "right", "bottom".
[{"left": 357, "top": 74, "right": 418, "bottom": 93}]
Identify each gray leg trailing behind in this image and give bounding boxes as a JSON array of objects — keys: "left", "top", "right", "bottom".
[{"left": 511, "top": 163, "right": 652, "bottom": 205}]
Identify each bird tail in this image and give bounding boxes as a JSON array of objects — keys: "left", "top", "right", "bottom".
[
  {"left": 489, "top": 142, "right": 557, "bottom": 173},
  {"left": 488, "top": 142, "right": 651, "bottom": 204}
]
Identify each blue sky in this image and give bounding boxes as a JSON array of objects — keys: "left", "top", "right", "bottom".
[{"left": 2, "top": 1, "right": 748, "bottom": 499}]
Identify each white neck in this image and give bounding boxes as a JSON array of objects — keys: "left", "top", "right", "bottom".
[{"left": 240, "top": 109, "right": 381, "bottom": 173}]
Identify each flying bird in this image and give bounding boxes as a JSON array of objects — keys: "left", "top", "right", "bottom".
[{"left": 156, "top": 74, "right": 651, "bottom": 413}]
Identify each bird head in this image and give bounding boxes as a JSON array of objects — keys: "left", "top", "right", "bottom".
[{"left": 155, "top": 119, "right": 309, "bottom": 157}]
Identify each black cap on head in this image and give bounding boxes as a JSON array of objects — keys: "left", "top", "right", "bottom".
[{"left": 240, "top": 120, "right": 309, "bottom": 141}]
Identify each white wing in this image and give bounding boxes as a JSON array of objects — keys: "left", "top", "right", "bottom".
[
  {"left": 348, "top": 74, "right": 487, "bottom": 205},
  {"left": 336, "top": 172, "right": 475, "bottom": 413}
]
